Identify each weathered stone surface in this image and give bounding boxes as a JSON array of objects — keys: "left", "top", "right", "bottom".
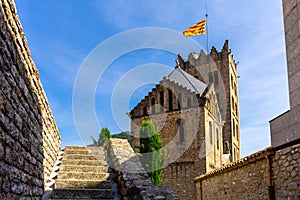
[
  {"left": 108, "top": 138, "right": 180, "bottom": 200},
  {"left": 272, "top": 143, "right": 300, "bottom": 198},
  {"left": 0, "top": 0, "right": 60, "bottom": 198},
  {"left": 50, "top": 146, "right": 114, "bottom": 199},
  {"left": 194, "top": 143, "right": 300, "bottom": 200}
]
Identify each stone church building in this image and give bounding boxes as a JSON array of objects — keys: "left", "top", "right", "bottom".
[{"left": 129, "top": 41, "right": 241, "bottom": 199}]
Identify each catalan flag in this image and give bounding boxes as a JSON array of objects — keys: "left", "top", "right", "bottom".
[{"left": 183, "top": 19, "right": 206, "bottom": 37}]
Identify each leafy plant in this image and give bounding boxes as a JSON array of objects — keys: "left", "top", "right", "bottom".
[{"left": 88, "top": 128, "right": 111, "bottom": 147}]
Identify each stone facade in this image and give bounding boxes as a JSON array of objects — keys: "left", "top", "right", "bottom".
[
  {"left": 272, "top": 142, "right": 300, "bottom": 199},
  {"left": 195, "top": 142, "right": 300, "bottom": 200},
  {"left": 270, "top": 0, "right": 300, "bottom": 147},
  {"left": 0, "top": 0, "right": 61, "bottom": 198}
]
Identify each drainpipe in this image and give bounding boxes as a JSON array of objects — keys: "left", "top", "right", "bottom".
[
  {"left": 266, "top": 153, "right": 275, "bottom": 200},
  {"left": 200, "top": 180, "right": 203, "bottom": 200}
]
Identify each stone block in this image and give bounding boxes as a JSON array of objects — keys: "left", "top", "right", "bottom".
[
  {"left": 286, "top": 37, "right": 300, "bottom": 62},
  {"left": 287, "top": 52, "right": 300, "bottom": 77},
  {"left": 290, "top": 86, "right": 300, "bottom": 108},
  {"left": 283, "top": 0, "right": 298, "bottom": 23},
  {"left": 284, "top": 4, "right": 298, "bottom": 33},
  {"left": 289, "top": 69, "right": 300, "bottom": 101},
  {"left": 285, "top": 21, "right": 299, "bottom": 47}
]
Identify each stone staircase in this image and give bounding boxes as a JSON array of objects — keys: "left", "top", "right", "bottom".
[{"left": 50, "top": 146, "right": 115, "bottom": 199}]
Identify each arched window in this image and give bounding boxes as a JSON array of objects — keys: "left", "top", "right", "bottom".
[
  {"left": 177, "top": 93, "right": 182, "bottom": 110},
  {"left": 151, "top": 98, "right": 155, "bottom": 114},
  {"left": 177, "top": 119, "right": 185, "bottom": 142},
  {"left": 234, "top": 83, "right": 237, "bottom": 96},
  {"left": 216, "top": 128, "right": 220, "bottom": 150},
  {"left": 232, "top": 97, "right": 235, "bottom": 112},
  {"left": 168, "top": 89, "right": 173, "bottom": 111},
  {"left": 209, "top": 121, "right": 213, "bottom": 144},
  {"left": 160, "top": 91, "right": 164, "bottom": 112},
  {"left": 143, "top": 107, "right": 147, "bottom": 116}
]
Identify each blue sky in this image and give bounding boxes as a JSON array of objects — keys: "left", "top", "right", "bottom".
[{"left": 15, "top": 0, "right": 288, "bottom": 157}]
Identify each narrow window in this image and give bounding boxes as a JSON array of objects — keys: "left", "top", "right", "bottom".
[
  {"left": 160, "top": 91, "right": 164, "bottom": 112},
  {"left": 209, "top": 122, "right": 213, "bottom": 144},
  {"left": 168, "top": 89, "right": 173, "bottom": 111},
  {"left": 232, "top": 97, "right": 235, "bottom": 112},
  {"left": 177, "top": 93, "right": 182, "bottom": 110},
  {"left": 143, "top": 107, "right": 147, "bottom": 116},
  {"left": 151, "top": 98, "right": 155, "bottom": 114},
  {"left": 234, "top": 83, "right": 237, "bottom": 96},
  {"left": 187, "top": 97, "right": 192, "bottom": 108},
  {"left": 216, "top": 128, "right": 220, "bottom": 150}
]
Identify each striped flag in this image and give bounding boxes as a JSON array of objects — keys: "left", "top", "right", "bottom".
[{"left": 183, "top": 19, "right": 206, "bottom": 37}]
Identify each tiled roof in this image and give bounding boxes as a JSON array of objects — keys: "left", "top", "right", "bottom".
[{"left": 166, "top": 67, "right": 207, "bottom": 94}]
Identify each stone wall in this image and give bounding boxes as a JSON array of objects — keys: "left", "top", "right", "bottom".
[
  {"left": 0, "top": 0, "right": 61, "bottom": 198},
  {"left": 163, "top": 161, "right": 203, "bottom": 200},
  {"left": 195, "top": 142, "right": 300, "bottom": 200},
  {"left": 272, "top": 142, "right": 300, "bottom": 199},
  {"left": 108, "top": 138, "right": 180, "bottom": 199}
]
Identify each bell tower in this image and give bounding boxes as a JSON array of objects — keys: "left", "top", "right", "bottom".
[{"left": 180, "top": 40, "right": 241, "bottom": 161}]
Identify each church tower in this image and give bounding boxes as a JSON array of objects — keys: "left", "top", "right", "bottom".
[
  {"left": 178, "top": 40, "right": 240, "bottom": 161},
  {"left": 129, "top": 40, "right": 240, "bottom": 199}
]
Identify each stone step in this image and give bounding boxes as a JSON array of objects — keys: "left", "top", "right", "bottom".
[
  {"left": 64, "top": 146, "right": 105, "bottom": 151},
  {"left": 57, "top": 172, "right": 109, "bottom": 180},
  {"left": 61, "top": 159, "right": 107, "bottom": 166},
  {"left": 51, "top": 188, "right": 114, "bottom": 199},
  {"left": 62, "top": 154, "right": 106, "bottom": 161},
  {"left": 55, "top": 179, "right": 112, "bottom": 189},
  {"left": 59, "top": 165, "right": 107, "bottom": 173},
  {"left": 64, "top": 149, "right": 105, "bottom": 156}
]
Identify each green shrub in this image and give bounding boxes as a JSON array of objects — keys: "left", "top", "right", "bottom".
[{"left": 139, "top": 120, "right": 166, "bottom": 186}]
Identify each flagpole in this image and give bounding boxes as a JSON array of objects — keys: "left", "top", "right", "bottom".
[{"left": 205, "top": 3, "right": 209, "bottom": 54}]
